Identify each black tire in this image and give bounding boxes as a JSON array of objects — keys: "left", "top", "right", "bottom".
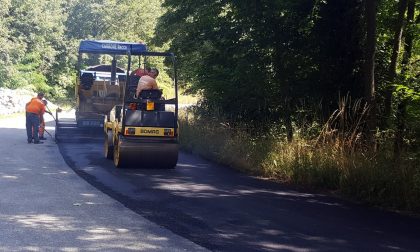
[
  {"left": 113, "top": 137, "right": 124, "bottom": 168},
  {"left": 104, "top": 130, "right": 113, "bottom": 159}
]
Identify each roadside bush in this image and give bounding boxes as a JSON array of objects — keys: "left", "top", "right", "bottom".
[{"left": 179, "top": 102, "right": 420, "bottom": 213}]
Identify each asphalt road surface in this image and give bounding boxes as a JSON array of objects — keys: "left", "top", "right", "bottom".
[
  {"left": 0, "top": 115, "right": 206, "bottom": 251},
  {"left": 56, "top": 120, "right": 420, "bottom": 252}
]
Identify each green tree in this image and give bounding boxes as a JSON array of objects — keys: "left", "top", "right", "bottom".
[
  {"left": 3, "top": 0, "right": 67, "bottom": 93},
  {"left": 65, "top": 0, "right": 165, "bottom": 81},
  {"left": 65, "top": 0, "right": 163, "bottom": 43},
  {"left": 0, "top": 0, "right": 12, "bottom": 87},
  {"left": 383, "top": 0, "right": 409, "bottom": 120},
  {"left": 394, "top": 0, "right": 419, "bottom": 156},
  {"left": 155, "top": 0, "right": 367, "bottom": 134}
]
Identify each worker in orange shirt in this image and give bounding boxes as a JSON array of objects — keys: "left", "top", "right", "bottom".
[
  {"left": 25, "top": 92, "right": 46, "bottom": 144},
  {"left": 131, "top": 67, "right": 150, "bottom": 77}
]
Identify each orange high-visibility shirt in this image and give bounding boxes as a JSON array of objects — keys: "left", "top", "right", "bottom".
[
  {"left": 132, "top": 68, "right": 148, "bottom": 77},
  {"left": 26, "top": 98, "right": 45, "bottom": 115}
]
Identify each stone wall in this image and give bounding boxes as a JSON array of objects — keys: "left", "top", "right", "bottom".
[
  {"left": 0, "top": 88, "right": 35, "bottom": 115},
  {"left": 0, "top": 88, "right": 59, "bottom": 115}
]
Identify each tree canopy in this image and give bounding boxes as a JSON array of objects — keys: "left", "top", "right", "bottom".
[
  {"left": 155, "top": 0, "right": 419, "bottom": 139},
  {"left": 0, "top": 0, "right": 164, "bottom": 97},
  {"left": 154, "top": 1, "right": 370, "bottom": 123},
  {"left": 0, "top": 0, "right": 418, "bottom": 143}
]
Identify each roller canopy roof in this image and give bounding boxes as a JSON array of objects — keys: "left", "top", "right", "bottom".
[
  {"left": 85, "top": 65, "right": 125, "bottom": 73},
  {"left": 79, "top": 40, "right": 148, "bottom": 55}
]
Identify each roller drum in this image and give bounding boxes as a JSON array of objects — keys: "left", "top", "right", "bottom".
[{"left": 114, "top": 136, "right": 178, "bottom": 168}]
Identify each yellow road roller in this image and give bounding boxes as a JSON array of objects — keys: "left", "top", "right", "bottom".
[{"left": 104, "top": 51, "right": 179, "bottom": 168}]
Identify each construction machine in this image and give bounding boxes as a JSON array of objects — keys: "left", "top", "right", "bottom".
[
  {"left": 75, "top": 40, "right": 142, "bottom": 127},
  {"left": 103, "top": 52, "right": 179, "bottom": 168},
  {"left": 56, "top": 40, "right": 179, "bottom": 168},
  {"left": 55, "top": 40, "right": 146, "bottom": 141}
]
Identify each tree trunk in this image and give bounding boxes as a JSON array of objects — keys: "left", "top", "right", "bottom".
[
  {"left": 394, "top": 0, "right": 416, "bottom": 158},
  {"left": 364, "top": 0, "right": 377, "bottom": 144},
  {"left": 401, "top": 0, "right": 416, "bottom": 69},
  {"left": 384, "top": 0, "right": 409, "bottom": 121}
]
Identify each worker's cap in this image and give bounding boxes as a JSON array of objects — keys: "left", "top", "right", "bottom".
[{"left": 37, "top": 92, "right": 44, "bottom": 98}]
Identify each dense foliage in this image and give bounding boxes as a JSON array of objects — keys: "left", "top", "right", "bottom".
[
  {"left": 155, "top": 1, "right": 367, "bottom": 122},
  {"left": 0, "top": 0, "right": 164, "bottom": 98},
  {"left": 156, "top": 0, "right": 419, "bottom": 146}
]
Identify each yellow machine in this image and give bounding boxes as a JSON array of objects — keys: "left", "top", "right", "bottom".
[
  {"left": 103, "top": 51, "right": 179, "bottom": 168},
  {"left": 56, "top": 41, "right": 179, "bottom": 169}
]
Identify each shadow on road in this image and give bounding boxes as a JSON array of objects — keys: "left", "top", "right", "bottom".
[
  {"left": 58, "top": 134, "right": 420, "bottom": 252},
  {"left": 0, "top": 123, "right": 206, "bottom": 251}
]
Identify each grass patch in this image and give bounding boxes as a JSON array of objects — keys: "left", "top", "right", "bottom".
[
  {"left": 178, "top": 92, "right": 199, "bottom": 105},
  {"left": 179, "top": 109, "right": 420, "bottom": 213}
]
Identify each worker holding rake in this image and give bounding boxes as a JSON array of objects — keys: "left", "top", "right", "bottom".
[{"left": 38, "top": 99, "right": 52, "bottom": 140}]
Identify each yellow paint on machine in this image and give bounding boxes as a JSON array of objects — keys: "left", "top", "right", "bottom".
[
  {"left": 104, "top": 121, "right": 113, "bottom": 131},
  {"left": 124, "top": 127, "right": 175, "bottom": 137}
]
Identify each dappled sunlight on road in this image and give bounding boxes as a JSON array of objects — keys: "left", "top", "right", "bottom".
[
  {"left": 81, "top": 226, "right": 136, "bottom": 241},
  {"left": 140, "top": 162, "right": 347, "bottom": 210},
  {"left": 235, "top": 189, "right": 313, "bottom": 198},
  {"left": 0, "top": 173, "right": 19, "bottom": 180},
  {"left": 155, "top": 182, "right": 219, "bottom": 195},
  {"left": 0, "top": 212, "right": 182, "bottom": 251},
  {"left": 253, "top": 241, "right": 312, "bottom": 252},
  {"left": 76, "top": 226, "right": 176, "bottom": 251},
  {"left": 2, "top": 174, "right": 18, "bottom": 179},
  {"left": 80, "top": 193, "right": 98, "bottom": 198},
  {"left": 5, "top": 214, "right": 76, "bottom": 231},
  {"left": 41, "top": 171, "right": 69, "bottom": 175},
  {"left": 17, "top": 168, "right": 32, "bottom": 171},
  {"left": 176, "top": 162, "right": 209, "bottom": 169},
  {"left": 215, "top": 223, "right": 350, "bottom": 252}
]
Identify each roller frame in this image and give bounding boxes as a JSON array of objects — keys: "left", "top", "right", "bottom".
[{"left": 100, "top": 48, "right": 179, "bottom": 169}]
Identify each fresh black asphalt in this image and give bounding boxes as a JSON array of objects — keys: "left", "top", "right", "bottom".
[{"left": 57, "top": 127, "right": 420, "bottom": 252}]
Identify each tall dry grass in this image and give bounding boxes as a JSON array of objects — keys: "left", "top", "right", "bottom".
[{"left": 179, "top": 97, "right": 420, "bottom": 212}]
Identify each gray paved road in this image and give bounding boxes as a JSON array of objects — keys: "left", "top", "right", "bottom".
[
  {"left": 55, "top": 116, "right": 420, "bottom": 251},
  {"left": 0, "top": 115, "right": 207, "bottom": 251}
]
